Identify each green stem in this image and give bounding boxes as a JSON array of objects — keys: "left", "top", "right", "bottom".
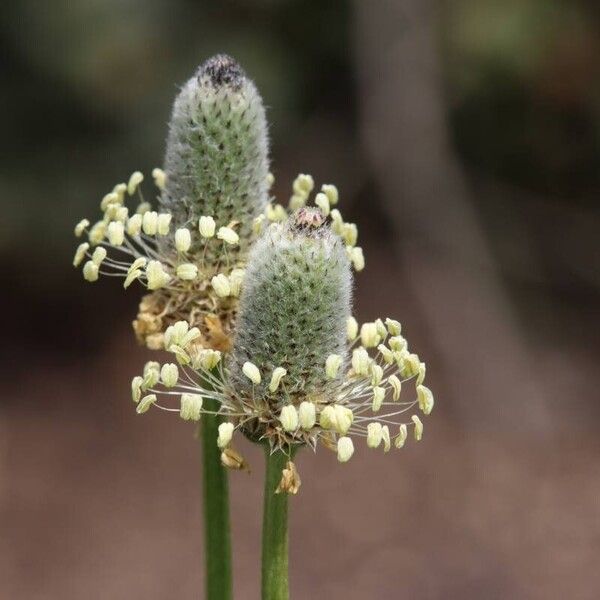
[
  {"left": 201, "top": 397, "right": 232, "bottom": 600},
  {"left": 261, "top": 447, "right": 295, "bottom": 600}
]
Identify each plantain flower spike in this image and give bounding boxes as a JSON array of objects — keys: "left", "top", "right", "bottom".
[
  {"left": 71, "top": 54, "right": 270, "bottom": 352},
  {"left": 131, "top": 208, "right": 435, "bottom": 490}
]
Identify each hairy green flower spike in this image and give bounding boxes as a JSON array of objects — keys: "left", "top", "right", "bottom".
[
  {"left": 228, "top": 208, "right": 352, "bottom": 408},
  {"left": 160, "top": 54, "right": 270, "bottom": 259}
]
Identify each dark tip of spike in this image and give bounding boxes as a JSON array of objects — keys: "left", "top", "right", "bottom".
[
  {"left": 198, "top": 54, "right": 245, "bottom": 89},
  {"left": 290, "top": 208, "right": 326, "bottom": 235}
]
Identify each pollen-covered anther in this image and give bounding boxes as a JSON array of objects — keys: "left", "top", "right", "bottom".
[
  {"left": 180, "top": 393, "right": 203, "bottom": 421},
  {"left": 298, "top": 402, "right": 316, "bottom": 429},
  {"left": 199, "top": 216, "right": 216, "bottom": 238},
  {"left": 107, "top": 221, "right": 125, "bottom": 246},
  {"left": 142, "top": 361, "right": 160, "bottom": 388},
  {"left": 350, "top": 247, "right": 365, "bottom": 271},
  {"left": 242, "top": 361, "right": 261, "bottom": 385},
  {"left": 319, "top": 405, "right": 338, "bottom": 430},
  {"left": 211, "top": 273, "right": 231, "bottom": 297},
  {"left": 191, "top": 348, "right": 222, "bottom": 371},
  {"left": 321, "top": 184, "right": 339, "bottom": 206},
  {"left": 269, "top": 367, "right": 287, "bottom": 393},
  {"left": 351, "top": 347, "right": 371, "bottom": 376},
  {"left": 157, "top": 213, "right": 172, "bottom": 236},
  {"left": 177, "top": 263, "right": 198, "bottom": 281},
  {"left": 342, "top": 223, "right": 358, "bottom": 247},
  {"left": 142, "top": 211, "right": 158, "bottom": 235},
  {"left": 337, "top": 437, "right": 354, "bottom": 463},
  {"left": 228, "top": 269, "right": 245, "bottom": 297},
  {"left": 372, "top": 386, "right": 385, "bottom": 411},
  {"left": 217, "top": 422, "right": 235, "bottom": 449},
  {"left": 346, "top": 316, "right": 359, "bottom": 341},
  {"left": 131, "top": 376, "right": 144, "bottom": 403},
  {"left": 127, "top": 214, "right": 142, "bottom": 236},
  {"left": 333, "top": 405, "right": 353, "bottom": 435},
  {"left": 73, "top": 243, "right": 89, "bottom": 267},
  {"left": 161, "top": 363, "right": 179, "bottom": 387},
  {"left": 136, "top": 393, "right": 157, "bottom": 414},
  {"left": 314, "top": 192, "right": 330, "bottom": 216},
  {"left": 83, "top": 260, "right": 99, "bottom": 282},
  {"left": 385, "top": 318, "right": 401, "bottom": 336},
  {"left": 74, "top": 219, "right": 89, "bottom": 237},
  {"left": 388, "top": 374, "right": 402, "bottom": 401},
  {"left": 152, "top": 167, "right": 166, "bottom": 190},
  {"left": 412, "top": 415, "right": 424, "bottom": 441},
  {"left": 175, "top": 228, "right": 192, "bottom": 252},
  {"left": 367, "top": 422, "right": 383, "bottom": 448},
  {"left": 370, "top": 364, "right": 384, "bottom": 386},
  {"left": 325, "top": 354, "right": 343, "bottom": 379},
  {"left": 88, "top": 221, "right": 107, "bottom": 245},
  {"left": 217, "top": 226, "right": 239, "bottom": 245},
  {"left": 416, "top": 384, "right": 434, "bottom": 415},
  {"left": 146, "top": 260, "right": 170, "bottom": 290},
  {"left": 279, "top": 405, "right": 299, "bottom": 432},
  {"left": 395, "top": 424, "right": 408, "bottom": 449},
  {"left": 360, "top": 322, "right": 381, "bottom": 348},
  {"left": 127, "top": 171, "right": 144, "bottom": 195}
]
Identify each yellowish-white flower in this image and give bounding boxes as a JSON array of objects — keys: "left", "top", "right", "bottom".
[
  {"left": 412, "top": 415, "right": 423, "bottom": 440},
  {"left": 269, "top": 367, "right": 287, "bottom": 392},
  {"left": 146, "top": 260, "right": 170, "bottom": 290},
  {"left": 127, "top": 171, "right": 144, "bottom": 195},
  {"left": 175, "top": 228, "right": 192, "bottom": 252},
  {"left": 217, "top": 226, "right": 239, "bottom": 245},
  {"left": 346, "top": 316, "right": 358, "bottom": 341},
  {"left": 229, "top": 268, "right": 245, "bottom": 297},
  {"left": 337, "top": 437, "right": 354, "bottom": 462},
  {"left": 395, "top": 424, "right": 408, "bottom": 449},
  {"left": 199, "top": 215, "right": 216, "bottom": 238},
  {"left": 107, "top": 221, "right": 125, "bottom": 246},
  {"left": 360, "top": 322, "right": 380, "bottom": 348},
  {"left": 142, "top": 211, "right": 158, "bottom": 235},
  {"left": 83, "top": 261, "right": 99, "bottom": 282},
  {"left": 367, "top": 422, "right": 383, "bottom": 448},
  {"left": 325, "top": 354, "right": 343, "bottom": 379},
  {"left": 136, "top": 394, "right": 156, "bottom": 414},
  {"left": 242, "top": 361, "right": 261, "bottom": 385},
  {"left": 279, "top": 405, "right": 299, "bottom": 432},
  {"left": 177, "top": 263, "right": 198, "bottom": 281},
  {"left": 321, "top": 184, "right": 338, "bottom": 206},
  {"left": 298, "top": 402, "right": 316, "bottom": 430},
  {"left": 180, "top": 393, "right": 203, "bottom": 421},
  {"left": 217, "top": 422, "right": 235, "bottom": 449},
  {"left": 416, "top": 384, "right": 434, "bottom": 415},
  {"left": 160, "top": 363, "right": 179, "bottom": 387},
  {"left": 388, "top": 374, "right": 402, "bottom": 401},
  {"left": 131, "top": 376, "right": 144, "bottom": 403},
  {"left": 157, "top": 213, "right": 172, "bottom": 236},
  {"left": 74, "top": 219, "right": 89, "bottom": 237},
  {"left": 73, "top": 243, "right": 89, "bottom": 267},
  {"left": 372, "top": 386, "right": 385, "bottom": 411},
  {"left": 314, "top": 192, "right": 330, "bottom": 216},
  {"left": 152, "top": 167, "right": 166, "bottom": 190},
  {"left": 211, "top": 274, "right": 231, "bottom": 297}
]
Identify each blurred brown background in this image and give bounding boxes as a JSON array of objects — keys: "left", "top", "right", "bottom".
[{"left": 1, "top": 1, "right": 599, "bottom": 598}]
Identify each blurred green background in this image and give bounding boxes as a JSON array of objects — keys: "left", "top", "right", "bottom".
[{"left": 1, "top": 1, "right": 599, "bottom": 598}]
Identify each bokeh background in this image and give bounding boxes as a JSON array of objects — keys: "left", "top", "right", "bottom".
[{"left": 2, "top": 1, "right": 599, "bottom": 598}]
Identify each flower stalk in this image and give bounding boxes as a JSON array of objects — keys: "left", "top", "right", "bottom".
[
  {"left": 261, "top": 447, "right": 297, "bottom": 600},
  {"left": 201, "top": 397, "right": 232, "bottom": 600}
]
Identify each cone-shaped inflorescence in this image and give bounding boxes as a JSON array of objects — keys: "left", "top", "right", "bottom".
[
  {"left": 160, "top": 54, "right": 270, "bottom": 261},
  {"left": 228, "top": 208, "right": 352, "bottom": 423}
]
